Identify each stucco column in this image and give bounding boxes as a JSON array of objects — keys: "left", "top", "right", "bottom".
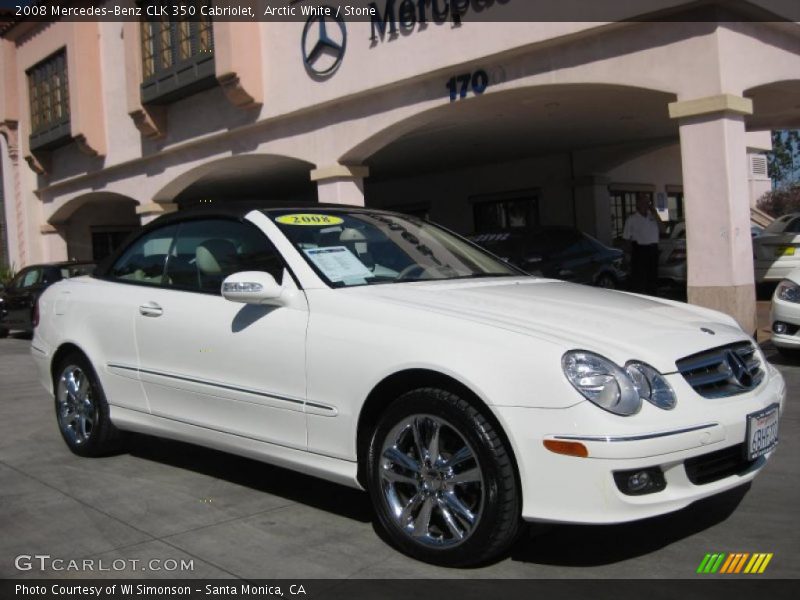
[
  {"left": 669, "top": 94, "right": 756, "bottom": 334},
  {"left": 39, "top": 224, "right": 68, "bottom": 262},
  {"left": 310, "top": 165, "right": 369, "bottom": 206},
  {"left": 136, "top": 202, "right": 178, "bottom": 226}
]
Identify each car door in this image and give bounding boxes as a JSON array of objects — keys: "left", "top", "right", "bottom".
[
  {"left": 132, "top": 217, "right": 309, "bottom": 450},
  {"left": 4, "top": 267, "right": 42, "bottom": 328},
  {"left": 99, "top": 225, "right": 180, "bottom": 414}
]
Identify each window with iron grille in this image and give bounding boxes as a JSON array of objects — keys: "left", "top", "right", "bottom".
[
  {"left": 472, "top": 191, "right": 539, "bottom": 233},
  {"left": 139, "top": 2, "right": 216, "bottom": 105},
  {"left": 27, "top": 50, "right": 71, "bottom": 151}
]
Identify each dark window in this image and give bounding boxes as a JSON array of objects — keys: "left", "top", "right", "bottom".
[
  {"left": 785, "top": 218, "right": 800, "bottom": 234},
  {"left": 58, "top": 264, "right": 95, "bottom": 279},
  {"left": 27, "top": 50, "right": 71, "bottom": 151},
  {"left": 109, "top": 225, "right": 178, "bottom": 286},
  {"left": 473, "top": 192, "right": 539, "bottom": 233},
  {"left": 667, "top": 192, "right": 684, "bottom": 222},
  {"left": 610, "top": 191, "right": 652, "bottom": 240},
  {"left": 140, "top": 2, "right": 216, "bottom": 105},
  {"left": 165, "top": 220, "right": 284, "bottom": 294},
  {"left": 14, "top": 268, "right": 42, "bottom": 289},
  {"left": 92, "top": 229, "right": 136, "bottom": 262},
  {"left": 388, "top": 204, "right": 431, "bottom": 220}
]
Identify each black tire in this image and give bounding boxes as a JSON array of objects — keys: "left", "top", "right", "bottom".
[
  {"left": 595, "top": 273, "right": 617, "bottom": 289},
  {"left": 53, "top": 352, "right": 121, "bottom": 457},
  {"left": 775, "top": 345, "right": 800, "bottom": 359},
  {"left": 0, "top": 328, "right": 8, "bottom": 338},
  {"left": 367, "top": 388, "right": 520, "bottom": 567}
]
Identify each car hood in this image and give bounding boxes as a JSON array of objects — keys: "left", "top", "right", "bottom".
[{"left": 354, "top": 277, "right": 749, "bottom": 373}]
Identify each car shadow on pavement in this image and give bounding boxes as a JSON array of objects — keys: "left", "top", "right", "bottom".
[
  {"left": 125, "top": 433, "right": 374, "bottom": 523},
  {"left": 509, "top": 483, "right": 750, "bottom": 566},
  {"left": 761, "top": 340, "right": 800, "bottom": 367}
]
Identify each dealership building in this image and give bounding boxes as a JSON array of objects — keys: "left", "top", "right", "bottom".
[{"left": 1, "top": 0, "right": 799, "bottom": 332}]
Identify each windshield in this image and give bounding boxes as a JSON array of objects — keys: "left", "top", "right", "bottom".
[{"left": 268, "top": 209, "right": 522, "bottom": 288}]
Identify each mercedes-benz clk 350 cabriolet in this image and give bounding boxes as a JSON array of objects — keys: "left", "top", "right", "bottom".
[{"left": 31, "top": 205, "right": 784, "bottom": 566}]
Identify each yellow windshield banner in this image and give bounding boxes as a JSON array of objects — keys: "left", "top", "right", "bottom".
[{"left": 276, "top": 214, "right": 344, "bottom": 226}]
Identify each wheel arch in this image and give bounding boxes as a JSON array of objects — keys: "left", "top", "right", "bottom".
[
  {"left": 50, "top": 342, "right": 91, "bottom": 385},
  {"left": 355, "top": 368, "right": 521, "bottom": 493}
]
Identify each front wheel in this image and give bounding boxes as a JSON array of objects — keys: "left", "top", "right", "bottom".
[
  {"left": 54, "top": 353, "right": 121, "bottom": 457},
  {"left": 367, "top": 388, "right": 521, "bottom": 566}
]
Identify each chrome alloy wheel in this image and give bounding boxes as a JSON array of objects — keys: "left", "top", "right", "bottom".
[
  {"left": 56, "top": 365, "right": 97, "bottom": 446},
  {"left": 379, "top": 414, "right": 484, "bottom": 548}
]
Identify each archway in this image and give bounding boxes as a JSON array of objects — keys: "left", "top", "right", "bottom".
[
  {"left": 152, "top": 154, "right": 318, "bottom": 210},
  {"left": 340, "top": 83, "right": 678, "bottom": 240},
  {"left": 47, "top": 192, "right": 140, "bottom": 262}
]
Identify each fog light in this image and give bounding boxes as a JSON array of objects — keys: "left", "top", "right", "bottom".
[
  {"left": 627, "top": 471, "right": 651, "bottom": 492},
  {"left": 773, "top": 322, "right": 788, "bottom": 335},
  {"left": 613, "top": 467, "right": 666, "bottom": 496}
]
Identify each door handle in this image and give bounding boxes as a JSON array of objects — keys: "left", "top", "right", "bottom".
[{"left": 139, "top": 302, "right": 163, "bottom": 317}]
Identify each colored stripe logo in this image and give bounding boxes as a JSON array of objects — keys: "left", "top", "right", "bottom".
[{"left": 697, "top": 553, "right": 773, "bottom": 574}]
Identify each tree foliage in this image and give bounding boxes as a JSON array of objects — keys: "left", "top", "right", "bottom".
[
  {"left": 768, "top": 130, "right": 800, "bottom": 186},
  {"left": 757, "top": 184, "right": 800, "bottom": 217}
]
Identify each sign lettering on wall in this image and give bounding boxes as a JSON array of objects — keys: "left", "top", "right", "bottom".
[
  {"left": 447, "top": 70, "right": 489, "bottom": 101},
  {"left": 369, "top": 0, "right": 511, "bottom": 42}
]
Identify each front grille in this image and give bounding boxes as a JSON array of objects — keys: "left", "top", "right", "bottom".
[
  {"left": 684, "top": 443, "right": 755, "bottom": 485},
  {"left": 676, "top": 341, "right": 764, "bottom": 398}
]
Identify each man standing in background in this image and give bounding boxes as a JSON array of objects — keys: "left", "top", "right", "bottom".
[{"left": 623, "top": 195, "right": 664, "bottom": 295}]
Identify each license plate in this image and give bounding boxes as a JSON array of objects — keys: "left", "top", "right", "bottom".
[
  {"left": 775, "top": 246, "right": 795, "bottom": 257},
  {"left": 745, "top": 404, "right": 780, "bottom": 461}
]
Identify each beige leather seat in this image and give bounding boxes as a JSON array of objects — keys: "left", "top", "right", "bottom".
[{"left": 195, "top": 239, "right": 238, "bottom": 292}]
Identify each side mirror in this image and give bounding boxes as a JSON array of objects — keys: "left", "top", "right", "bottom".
[{"left": 222, "top": 271, "right": 285, "bottom": 305}]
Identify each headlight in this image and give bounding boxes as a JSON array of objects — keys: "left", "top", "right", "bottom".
[
  {"left": 775, "top": 279, "right": 800, "bottom": 303},
  {"left": 562, "top": 351, "right": 641, "bottom": 416},
  {"left": 625, "top": 362, "right": 677, "bottom": 410}
]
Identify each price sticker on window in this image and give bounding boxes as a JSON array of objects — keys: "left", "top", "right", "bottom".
[{"left": 276, "top": 214, "right": 344, "bottom": 226}]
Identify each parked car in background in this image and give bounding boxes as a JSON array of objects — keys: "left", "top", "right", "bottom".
[
  {"left": 770, "top": 266, "right": 800, "bottom": 354},
  {"left": 470, "top": 226, "right": 626, "bottom": 288},
  {"left": 0, "top": 261, "right": 95, "bottom": 337},
  {"left": 659, "top": 222, "right": 765, "bottom": 287},
  {"left": 32, "top": 206, "right": 784, "bottom": 566},
  {"left": 658, "top": 221, "right": 687, "bottom": 286},
  {"left": 754, "top": 213, "right": 800, "bottom": 283}
]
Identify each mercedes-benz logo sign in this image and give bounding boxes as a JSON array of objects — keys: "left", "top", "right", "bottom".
[
  {"left": 302, "top": 11, "right": 347, "bottom": 78},
  {"left": 725, "top": 350, "right": 753, "bottom": 388}
]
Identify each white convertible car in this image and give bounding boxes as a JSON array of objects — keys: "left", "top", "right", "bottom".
[{"left": 32, "top": 205, "right": 784, "bottom": 566}]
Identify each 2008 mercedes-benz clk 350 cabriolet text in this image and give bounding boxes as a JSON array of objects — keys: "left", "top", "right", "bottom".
[{"left": 32, "top": 205, "right": 784, "bottom": 566}]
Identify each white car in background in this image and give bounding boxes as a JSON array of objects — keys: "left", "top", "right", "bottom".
[
  {"left": 658, "top": 222, "right": 688, "bottom": 285},
  {"left": 770, "top": 266, "right": 800, "bottom": 353},
  {"left": 754, "top": 213, "right": 800, "bottom": 283},
  {"left": 31, "top": 205, "right": 785, "bottom": 566}
]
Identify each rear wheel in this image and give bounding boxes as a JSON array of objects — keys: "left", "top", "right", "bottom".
[
  {"left": 367, "top": 388, "right": 520, "bottom": 566},
  {"left": 54, "top": 353, "right": 121, "bottom": 457}
]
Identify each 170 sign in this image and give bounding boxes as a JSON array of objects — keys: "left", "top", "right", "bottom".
[{"left": 446, "top": 70, "right": 489, "bottom": 102}]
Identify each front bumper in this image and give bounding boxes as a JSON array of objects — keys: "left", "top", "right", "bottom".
[
  {"left": 658, "top": 262, "right": 686, "bottom": 283},
  {"left": 493, "top": 367, "right": 785, "bottom": 524},
  {"left": 770, "top": 295, "right": 800, "bottom": 348}
]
